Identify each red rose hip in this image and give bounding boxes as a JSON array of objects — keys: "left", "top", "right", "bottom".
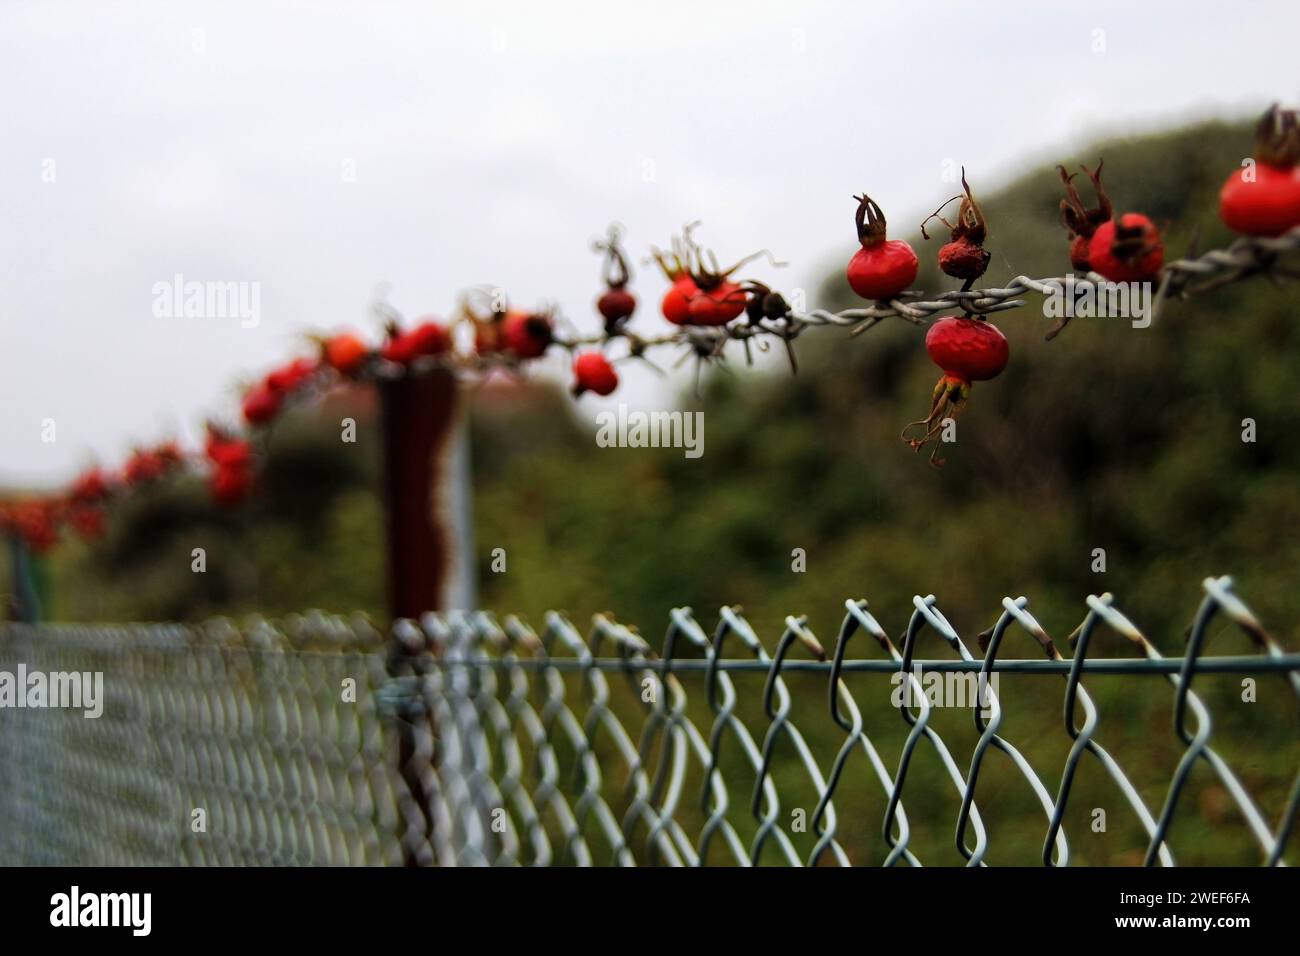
[
  {"left": 1220, "top": 105, "right": 1300, "bottom": 237},
  {"left": 902, "top": 316, "right": 1009, "bottom": 468},
  {"left": 846, "top": 194, "right": 918, "bottom": 301},
  {"left": 1088, "top": 214, "right": 1164, "bottom": 282},
  {"left": 572, "top": 351, "right": 619, "bottom": 396}
]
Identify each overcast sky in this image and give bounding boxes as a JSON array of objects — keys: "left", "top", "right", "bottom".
[{"left": 2, "top": 0, "right": 1297, "bottom": 487}]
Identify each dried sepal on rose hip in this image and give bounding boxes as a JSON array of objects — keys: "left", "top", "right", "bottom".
[
  {"left": 921, "top": 170, "right": 992, "bottom": 286},
  {"left": 1220, "top": 104, "right": 1300, "bottom": 238},
  {"left": 459, "top": 292, "right": 507, "bottom": 355},
  {"left": 593, "top": 224, "right": 637, "bottom": 336},
  {"left": 736, "top": 280, "right": 798, "bottom": 372},
  {"left": 652, "top": 226, "right": 699, "bottom": 325},
  {"left": 571, "top": 351, "right": 619, "bottom": 397},
  {"left": 901, "top": 316, "right": 1009, "bottom": 468},
  {"left": 846, "top": 194, "right": 918, "bottom": 301},
  {"left": 740, "top": 280, "right": 791, "bottom": 323},
  {"left": 1057, "top": 161, "right": 1112, "bottom": 272},
  {"left": 653, "top": 223, "right": 779, "bottom": 327}
]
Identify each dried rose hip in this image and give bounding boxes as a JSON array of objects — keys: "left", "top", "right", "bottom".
[{"left": 921, "top": 170, "right": 991, "bottom": 285}]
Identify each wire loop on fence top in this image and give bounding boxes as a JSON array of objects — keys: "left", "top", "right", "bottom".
[
  {"left": 1139, "top": 576, "right": 1299, "bottom": 867},
  {"left": 956, "top": 597, "right": 1068, "bottom": 867},
  {"left": 1, "top": 576, "right": 1295, "bottom": 866},
  {"left": 885, "top": 596, "right": 987, "bottom": 865},
  {"left": 1038, "top": 593, "right": 1174, "bottom": 866},
  {"left": 816, "top": 599, "right": 919, "bottom": 866}
]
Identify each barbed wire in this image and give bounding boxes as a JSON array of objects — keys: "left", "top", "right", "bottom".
[
  {"left": 543, "top": 225, "right": 1300, "bottom": 368},
  {"left": 4, "top": 220, "right": 1298, "bottom": 554},
  {"left": 362, "top": 224, "right": 1300, "bottom": 388}
]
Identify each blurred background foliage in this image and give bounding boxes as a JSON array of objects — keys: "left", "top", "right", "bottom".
[{"left": 5, "top": 116, "right": 1298, "bottom": 865}]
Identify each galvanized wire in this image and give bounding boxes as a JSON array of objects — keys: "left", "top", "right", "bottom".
[{"left": 0, "top": 575, "right": 1295, "bottom": 866}]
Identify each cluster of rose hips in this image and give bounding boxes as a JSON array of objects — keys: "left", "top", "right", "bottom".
[
  {"left": 1056, "top": 161, "right": 1165, "bottom": 282},
  {"left": 877, "top": 154, "right": 1169, "bottom": 466},
  {"left": 0, "top": 292, "right": 610, "bottom": 552},
  {"left": 869, "top": 104, "right": 1300, "bottom": 467},
  {"left": 0, "top": 499, "right": 68, "bottom": 553},
  {"left": 0, "top": 447, "right": 179, "bottom": 554},
  {"left": 838, "top": 173, "right": 1008, "bottom": 467}
]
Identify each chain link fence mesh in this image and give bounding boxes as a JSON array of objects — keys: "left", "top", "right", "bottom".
[
  {"left": 0, "top": 614, "right": 401, "bottom": 865},
  {"left": 2, "top": 576, "right": 1296, "bottom": 866}
]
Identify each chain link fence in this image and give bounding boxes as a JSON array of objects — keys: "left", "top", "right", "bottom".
[
  {"left": 0, "top": 614, "right": 401, "bottom": 865},
  {"left": 1, "top": 576, "right": 1296, "bottom": 866}
]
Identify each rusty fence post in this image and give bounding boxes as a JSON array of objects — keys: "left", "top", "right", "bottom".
[
  {"left": 377, "top": 366, "right": 459, "bottom": 620},
  {"left": 377, "top": 365, "right": 472, "bottom": 865}
]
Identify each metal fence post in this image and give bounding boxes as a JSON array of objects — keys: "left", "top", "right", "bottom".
[{"left": 5, "top": 537, "right": 41, "bottom": 623}]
